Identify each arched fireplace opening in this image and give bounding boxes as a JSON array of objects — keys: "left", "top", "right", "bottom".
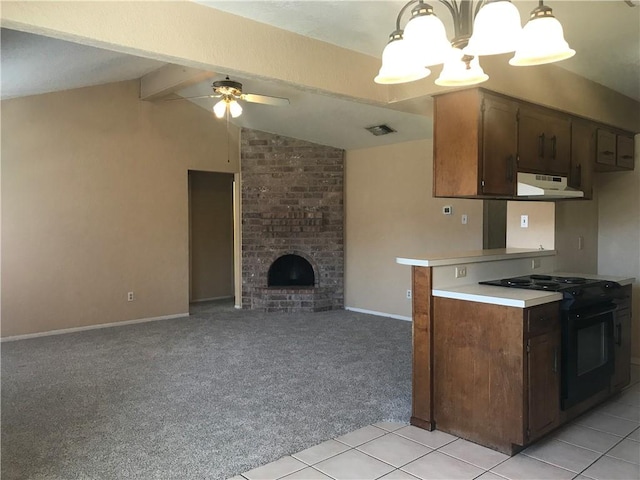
[{"left": 268, "top": 254, "right": 315, "bottom": 287}]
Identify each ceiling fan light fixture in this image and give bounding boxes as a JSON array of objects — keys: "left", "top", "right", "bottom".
[
  {"left": 403, "top": 3, "right": 451, "bottom": 66},
  {"left": 464, "top": 0, "right": 522, "bottom": 56},
  {"left": 435, "top": 48, "right": 489, "bottom": 86},
  {"left": 229, "top": 99, "right": 243, "bottom": 118},
  {"left": 509, "top": 2, "right": 575, "bottom": 66},
  {"left": 213, "top": 98, "right": 228, "bottom": 118},
  {"left": 374, "top": 31, "right": 431, "bottom": 84}
]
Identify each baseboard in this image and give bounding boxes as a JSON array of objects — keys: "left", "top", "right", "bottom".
[
  {"left": 1, "top": 313, "right": 190, "bottom": 342},
  {"left": 631, "top": 357, "right": 640, "bottom": 366},
  {"left": 190, "top": 296, "right": 234, "bottom": 303},
  {"left": 345, "top": 307, "right": 412, "bottom": 322}
]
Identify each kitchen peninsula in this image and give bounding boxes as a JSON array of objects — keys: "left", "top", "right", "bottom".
[{"left": 397, "top": 248, "right": 634, "bottom": 455}]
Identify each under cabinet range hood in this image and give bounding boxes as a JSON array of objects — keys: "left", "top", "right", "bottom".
[{"left": 517, "top": 173, "right": 584, "bottom": 199}]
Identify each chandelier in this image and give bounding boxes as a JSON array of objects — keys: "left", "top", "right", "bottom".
[{"left": 375, "top": 0, "right": 575, "bottom": 86}]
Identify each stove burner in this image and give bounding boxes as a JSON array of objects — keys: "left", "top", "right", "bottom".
[{"left": 530, "top": 274, "right": 553, "bottom": 281}]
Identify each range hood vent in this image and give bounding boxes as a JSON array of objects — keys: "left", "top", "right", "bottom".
[{"left": 517, "top": 173, "right": 584, "bottom": 199}]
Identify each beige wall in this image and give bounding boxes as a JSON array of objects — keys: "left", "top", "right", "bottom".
[
  {"left": 345, "top": 139, "right": 483, "bottom": 318},
  {"left": 1, "top": 80, "right": 239, "bottom": 337},
  {"left": 506, "top": 201, "right": 555, "bottom": 251},
  {"left": 597, "top": 135, "right": 640, "bottom": 359},
  {"left": 554, "top": 199, "right": 599, "bottom": 274},
  {"left": 189, "top": 171, "right": 234, "bottom": 302}
]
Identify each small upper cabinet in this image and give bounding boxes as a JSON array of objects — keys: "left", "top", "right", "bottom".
[
  {"left": 595, "top": 128, "right": 635, "bottom": 171},
  {"left": 518, "top": 106, "right": 571, "bottom": 176},
  {"left": 617, "top": 134, "right": 635, "bottom": 169}
]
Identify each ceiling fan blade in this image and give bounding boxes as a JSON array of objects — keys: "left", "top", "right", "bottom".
[
  {"left": 241, "top": 93, "right": 290, "bottom": 106},
  {"left": 163, "top": 94, "right": 222, "bottom": 101}
]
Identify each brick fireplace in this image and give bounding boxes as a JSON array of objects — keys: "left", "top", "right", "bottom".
[{"left": 241, "top": 129, "right": 344, "bottom": 312}]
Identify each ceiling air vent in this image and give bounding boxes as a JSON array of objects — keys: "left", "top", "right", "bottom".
[{"left": 365, "top": 124, "right": 396, "bottom": 136}]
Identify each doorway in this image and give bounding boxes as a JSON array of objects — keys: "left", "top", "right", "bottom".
[{"left": 188, "top": 171, "right": 235, "bottom": 308}]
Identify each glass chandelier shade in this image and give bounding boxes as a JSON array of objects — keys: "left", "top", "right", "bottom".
[
  {"left": 465, "top": 0, "right": 522, "bottom": 56},
  {"left": 403, "top": 5, "right": 452, "bottom": 67},
  {"left": 374, "top": 31, "right": 431, "bottom": 84},
  {"left": 213, "top": 98, "right": 243, "bottom": 118},
  {"left": 435, "top": 48, "right": 489, "bottom": 86},
  {"left": 509, "top": 6, "right": 575, "bottom": 66}
]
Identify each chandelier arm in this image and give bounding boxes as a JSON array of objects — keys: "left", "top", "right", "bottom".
[{"left": 395, "top": 0, "right": 422, "bottom": 30}]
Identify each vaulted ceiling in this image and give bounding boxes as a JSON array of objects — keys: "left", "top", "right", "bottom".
[{"left": 2, "top": 1, "right": 639, "bottom": 149}]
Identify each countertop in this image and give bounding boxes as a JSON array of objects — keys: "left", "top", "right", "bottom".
[
  {"left": 432, "top": 273, "right": 635, "bottom": 308},
  {"left": 396, "top": 248, "right": 556, "bottom": 267}
]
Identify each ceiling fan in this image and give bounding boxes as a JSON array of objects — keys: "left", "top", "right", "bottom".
[{"left": 177, "top": 76, "right": 290, "bottom": 119}]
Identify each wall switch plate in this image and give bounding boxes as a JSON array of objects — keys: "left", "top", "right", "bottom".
[
  {"left": 455, "top": 266, "right": 467, "bottom": 278},
  {"left": 443, "top": 205, "right": 452, "bottom": 215},
  {"left": 406, "top": 289, "right": 412, "bottom": 299},
  {"left": 520, "top": 215, "right": 529, "bottom": 228},
  {"left": 461, "top": 214, "right": 468, "bottom": 225},
  {"left": 127, "top": 292, "right": 135, "bottom": 302},
  {"left": 531, "top": 258, "right": 541, "bottom": 269},
  {"left": 578, "top": 236, "right": 584, "bottom": 250}
]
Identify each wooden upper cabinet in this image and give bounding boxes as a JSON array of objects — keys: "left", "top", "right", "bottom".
[
  {"left": 596, "top": 129, "right": 617, "bottom": 166},
  {"left": 433, "top": 88, "right": 635, "bottom": 199},
  {"left": 433, "top": 89, "right": 516, "bottom": 198},
  {"left": 518, "top": 106, "right": 570, "bottom": 175},
  {"left": 595, "top": 128, "right": 635, "bottom": 171},
  {"left": 617, "top": 134, "right": 635, "bottom": 169},
  {"left": 482, "top": 94, "right": 518, "bottom": 196},
  {"left": 569, "top": 121, "right": 595, "bottom": 199}
]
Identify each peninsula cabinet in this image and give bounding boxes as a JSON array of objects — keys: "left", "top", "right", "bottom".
[{"left": 433, "top": 298, "right": 560, "bottom": 454}]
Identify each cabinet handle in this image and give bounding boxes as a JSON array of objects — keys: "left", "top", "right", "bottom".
[
  {"left": 551, "top": 136, "right": 557, "bottom": 159},
  {"left": 602, "top": 150, "right": 614, "bottom": 156},
  {"left": 621, "top": 155, "right": 633, "bottom": 160},
  {"left": 616, "top": 323, "right": 622, "bottom": 346},
  {"left": 538, "top": 134, "right": 545, "bottom": 158},
  {"left": 507, "top": 155, "right": 514, "bottom": 182},
  {"left": 576, "top": 164, "right": 582, "bottom": 188},
  {"left": 553, "top": 347, "right": 558, "bottom": 373}
]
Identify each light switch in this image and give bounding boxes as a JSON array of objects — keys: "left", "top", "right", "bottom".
[{"left": 521, "top": 215, "right": 529, "bottom": 228}]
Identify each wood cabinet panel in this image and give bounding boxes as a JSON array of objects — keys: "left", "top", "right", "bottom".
[
  {"left": 518, "top": 106, "right": 570, "bottom": 175},
  {"left": 527, "top": 330, "right": 561, "bottom": 441},
  {"left": 596, "top": 129, "right": 617, "bottom": 166},
  {"left": 570, "top": 121, "right": 595, "bottom": 199},
  {"left": 617, "top": 134, "right": 635, "bottom": 169},
  {"left": 411, "top": 267, "right": 434, "bottom": 430},
  {"left": 482, "top": 95, "right": 517, "bottom": 196}
]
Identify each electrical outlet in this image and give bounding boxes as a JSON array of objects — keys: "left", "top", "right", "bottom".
[
  {"left": 461, "top": 214, "right": 468, "bottom": 225},
  {"left": 406, "top": 289, "right": 412, "bottom": 299},
  {"left": 455, "top": 266, "right": 467, "bottom": 278},
  {"left": 127, "top": 292, "right": 135, "bottom": 302},
  {"left": 531, "top": 258, "right": 541, "bottom": 269},
  {"left": 520, "top": 215, "right": 529, "bottom": 228}
]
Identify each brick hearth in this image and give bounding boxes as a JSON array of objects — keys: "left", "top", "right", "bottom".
[{"left": 241, "top": 129, "right": 344, "bottom": 312}]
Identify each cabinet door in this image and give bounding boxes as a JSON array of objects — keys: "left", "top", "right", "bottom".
[
  {"left": 481, "top": 95, "right": 517, "bottom": 196},
  {"left": 570, "top": 121, "right": 594, "bottom": 199},
  {"left": 612, "top": 308, "right": 632, "bottom": 391},
  {"left": 617, "top": 135, "right": 635, "bottom": 170},
  {"left": 527, "top": 330, "right": 561, "bottom": 441},
  {"left": 518, "top": 107, "right": 570, "bottom": 175},
  {"left": 596, "top": 129, "right": 616, "bottom": 166}
]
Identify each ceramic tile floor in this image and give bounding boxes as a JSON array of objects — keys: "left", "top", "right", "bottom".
[{"left": 230, "top": 365, "right": 640, "bottom": 480}]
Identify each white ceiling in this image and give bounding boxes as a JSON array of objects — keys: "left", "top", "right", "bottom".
[{"left": 1, "top": 1, "right": 639, "bottom": 150}]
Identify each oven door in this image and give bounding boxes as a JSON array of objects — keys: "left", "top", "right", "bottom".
[{"left": 561, "top": 304, "right": 616, "bottom": 410}]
